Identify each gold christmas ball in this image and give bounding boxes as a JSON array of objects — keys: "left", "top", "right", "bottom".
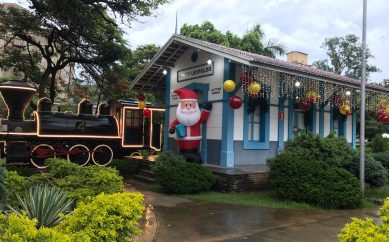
[
  {"left": 223, "top": 80, "right": 236, "bottom": 93},
  {"left": 248, "top": 82, "right": 261, "bottom": 95},
  {"left": 138, "top": 100, "right": 146, "bottom": 110}
]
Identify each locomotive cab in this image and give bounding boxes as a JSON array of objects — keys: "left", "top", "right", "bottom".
[{"left": 109, "top": 100, "right": 164, "bottom": 151}]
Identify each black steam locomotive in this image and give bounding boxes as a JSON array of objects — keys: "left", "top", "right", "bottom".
[{"left": 0, "top": 80, "right": 164, "bottom": 168}]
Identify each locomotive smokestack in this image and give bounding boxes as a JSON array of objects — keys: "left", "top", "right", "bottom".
[{"left": 0, "top": 80, "right": 36, "bottom": 121}]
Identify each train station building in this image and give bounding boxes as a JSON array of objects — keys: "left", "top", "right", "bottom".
[{"left": 130, "top": 34, "right": 389, "bottom": 169}]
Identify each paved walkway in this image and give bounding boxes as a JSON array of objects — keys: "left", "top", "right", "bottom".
[{"left": 127, "top": 182, "right": 380, "bottom": 242}]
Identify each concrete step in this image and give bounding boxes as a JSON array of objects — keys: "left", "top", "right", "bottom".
[
  {"left": 139, "top": 169, "right": 154, "bottom": 177},
  {"left": 133, "top": 174, "right": 156, "bottom": 184}
]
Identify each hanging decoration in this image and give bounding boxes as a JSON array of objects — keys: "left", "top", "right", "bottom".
[
  {"left": 298, "top": 98, "right": 312, "bottom": 112},
  {"left": 307, "top": 91, "right": 320, "bottom": 104},
  {"left": 143, "top": 108, "right": 151, "bottom": 117},
  {"left": 228, "top": 96, "right": 242, "bottom": 109},
  {"left": 377, "top": 100, "right": 389, "bottom": 123},
  {"left": 223, "top": 80, "right": 236, "bottom": 93},
  {"left": 138, "top": 93, "right": 146, "bottom": 110},
  {"left": 248, "top": 82, "right": 261, "bottom": 96},
  {"left": 339, "top": 101, "right": 352, "bottom": 116},
  {"left": 333, "top": 95, "right": 344, "bottom": 108}
]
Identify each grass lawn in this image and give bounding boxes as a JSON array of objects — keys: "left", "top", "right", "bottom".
[{"left": 182, "top": 191, "right": 319, "bottom": 210}]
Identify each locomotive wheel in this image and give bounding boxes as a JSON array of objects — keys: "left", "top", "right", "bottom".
[
  {"left": 67, "top": 144, "right": 90, "bottom": 166},
  {"left": 31, "top": 144, "right": 56, "bottom": 169},
  {"left": 92, "top": 144, "right": 113, "bottom": 166}
]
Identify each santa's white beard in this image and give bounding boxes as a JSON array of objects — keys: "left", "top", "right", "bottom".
[{"left": 176, "top": 105, "right": 201, "bottom": 127}]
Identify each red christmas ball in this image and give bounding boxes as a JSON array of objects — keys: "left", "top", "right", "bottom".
[
  {"left": 143, "top": 108, "right": 151, "bottom": 117},
  {"left": 298, "top": 99, "right": 312, "bottom": 112},
  {"left": 228, "top": 96, "right": 242, "bottom": 109},
  {"left": 138, "top": 95, "right": 145, "bottom": 101},
  {"left": 377, "top": 109, "right": 385, "bottom": 118},
  {"left": 379, "top": 115, "right": 389, "bottom": 123}
]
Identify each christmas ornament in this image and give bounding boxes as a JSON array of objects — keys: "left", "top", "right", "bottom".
[
  {"left": 223, "top": 80, "right": 236, "bottom": 93},
  {"left": 298, "top": 99, "right": 312, "bottom": 112},
  {"left": 307, "top": 91, "right": 320, "bottom": 104},
  {"left": 143, "top": 108, "right": 151, "bottom": 117},
  {"left": 138, "top": 94, "right": 145, "bottom": 101},
  {"left": 339, "top": 101, "right": 351, "bottom": 116},
  {"left": 377, "top": 100, "right": 389, "bottom": 123},
  {"left": 228, "top": 96, "right": 243, "bottom": 109},
  {"left": 333, "top": 95, "right": 343, "bottom": 108},
  {"left": 248, "top": 82, "right": 261, "bottom": 95},
  {"left": 138, "top": 100, "right": 146, "bottom": 110}
]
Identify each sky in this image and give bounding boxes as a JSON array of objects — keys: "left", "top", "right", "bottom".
[
  {"left": 1, "top": 0, "right": 388, "bottom": 82},
  {"left": 125, "top": 0, "right": 389, "bottom": 83}
]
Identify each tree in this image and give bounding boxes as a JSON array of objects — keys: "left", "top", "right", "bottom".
[
  {"left": 312, "top": 34, "right": 380, "bottom": 80},
  {"left": 0, "top": 0, "right": 167, "bottom": 102},
  {"left": 180, "top": 21, "right": 286, "bottom": 58}
]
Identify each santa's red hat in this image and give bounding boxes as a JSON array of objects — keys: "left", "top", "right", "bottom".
[{"left": 173, "top": 88, "right": 197, "bottom": 101}]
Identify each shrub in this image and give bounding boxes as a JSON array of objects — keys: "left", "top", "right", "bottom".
[
  {"left": 345, "top": 153, "right": 387, "bottom": 188},
  {"left": 0, "top": 212, "right": 89, "bottom": 242},
  {"left": 4, "top": 170, "right": 30, "bottom": 207},
  {"left": 338, "top": 197, "right": 389, "bottom": 241},
  {"left": 28, "top": 159, "right": 124, "bottom": 203},
  {"left": 9, "top": 185, "right": 74, "bottom": 228},
  {"left": 110, "top": 158, "right": 141, "bottom": 178},
  {"left": 268, "top": 152, "right": 362, "bottom": 209},
  {"left": 57, "top": 192, "right": 145, "bottom": 242},
  {"left": 285, "top": 132, "right": 354, "bottom": 167},
  {"left": 372, "top": 151, "right": 389, "bottom": 169},
  {"left": 153, "top": 151, "right": 215, "bottom": 194},
  {"left": 370, "top": 134, "right": 389, "bottom": 152}
]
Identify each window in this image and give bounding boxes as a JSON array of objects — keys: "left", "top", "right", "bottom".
[
  {"left": 125, "top": 110, "right": 143, "bottom": 128},
  {"left": 243, "top": 94, "right": 270, "bottom": 149}
]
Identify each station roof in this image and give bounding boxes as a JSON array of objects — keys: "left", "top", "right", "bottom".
[{"left": 129, "top": 34, "right": 389, "bottom": 94}]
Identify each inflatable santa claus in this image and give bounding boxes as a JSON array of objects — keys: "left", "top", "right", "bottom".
[{"left": 168, "top": 88, "right": 212, "bottom": 163}]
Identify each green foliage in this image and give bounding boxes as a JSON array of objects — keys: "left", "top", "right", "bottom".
[
  {"left": 180, "top": 21, "right": 286, "bottom": 57},
  {"left": 29, "top": 159, "right": 123, "bottom": 203},
  {"left": 312, "top": 34, "right": 379, "bottom": 80},
  {"left": 339, "top": 197, "right": 389, "bottom": 241},
  {"left": 153, "top": 152, "right": 216, "bottom": 194},
  {"left": 285, "top": 132, "right": 354, "bottom": 167},
  {"left": 9, "top": 185, "right": 74, "bottom": 228},
  {"left": 58, "top": 192, "right": 145, "bottom": 242},
  {"left": 345, "top": 153, "right": 387, "bottom": 188},
  {"left": 372, "top": 151, "right": 389, "bottom": 169},
  {"left": 268, "top": 152, "right": 362, "bottom": 209},
  {"left": 0, "top": 212, "right": 89, "bottom": 242},
  {"left": 110, "top": 159, "right": 141, "bottom": 178},
  {"left": 4, "top": 171, "right": 30, "bottom": 207},
  {"left": 371, "top": 134, "right": 389, "bottom": 152}
]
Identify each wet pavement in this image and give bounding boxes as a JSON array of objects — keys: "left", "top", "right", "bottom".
[{"left": 127, "top": 182, "right": 380, "bottom": 242}]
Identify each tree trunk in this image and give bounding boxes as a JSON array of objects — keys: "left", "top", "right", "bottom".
[{"left": 49, "top": 72, "right": 57, "bottom": 102}]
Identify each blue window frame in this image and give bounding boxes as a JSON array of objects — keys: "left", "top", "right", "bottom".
[{"left": 243, "top": 93, "right": 270, "bottom": 150}]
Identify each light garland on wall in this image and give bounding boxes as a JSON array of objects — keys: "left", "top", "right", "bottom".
[{"left": 238, "top": 64, "right": 389, "bottom": 111}]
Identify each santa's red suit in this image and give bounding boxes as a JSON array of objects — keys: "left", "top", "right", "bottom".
[
  {"left": 168, "top": 110, "right": 210, "bottom": 150},
  {"left": 168, "top": 88, "right": 212, "bottom": 163}
]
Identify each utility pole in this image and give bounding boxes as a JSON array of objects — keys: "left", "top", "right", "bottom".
[{"left": 360, "top": 0, "right": 367, "bottom": 193}]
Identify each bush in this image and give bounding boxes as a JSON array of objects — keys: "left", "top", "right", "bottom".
[
  {"left": 4, "top": 170, "right": 30, "bottom": 207},
  {"left": 338, "top": 197, "right": 389, "bottom": 241},
  {"left": 9, "top": 185, "right": 74, "bottom": 228},
  {"left": 57, "top": 192, "right": 145, "bottom": 242},
  {"left": 0, "top": 212, "right": 89, "bottom": 242},
  {"left": 268, "top": 152, "right": 362, "bottom": 209},
  {"left": 285, "top": 132, "right": 354, "bottom": 167},
  {"left": 345, "top": 153, "right": 387, "bottom": 188},
  {"left": 153, "top": 152, "right": 216, "bottom": 194},
  {"left": 372, "top": 151, "right": 389, "bottom": 169},
  {"left": 29, "top": 159, "right": 124, "bottom": 203},
  {"left": 370, "top": 134, "right": 389, "bottom": 152},
  {"left": 110, "top": 158, "right": 141, "bottom": 178}
]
